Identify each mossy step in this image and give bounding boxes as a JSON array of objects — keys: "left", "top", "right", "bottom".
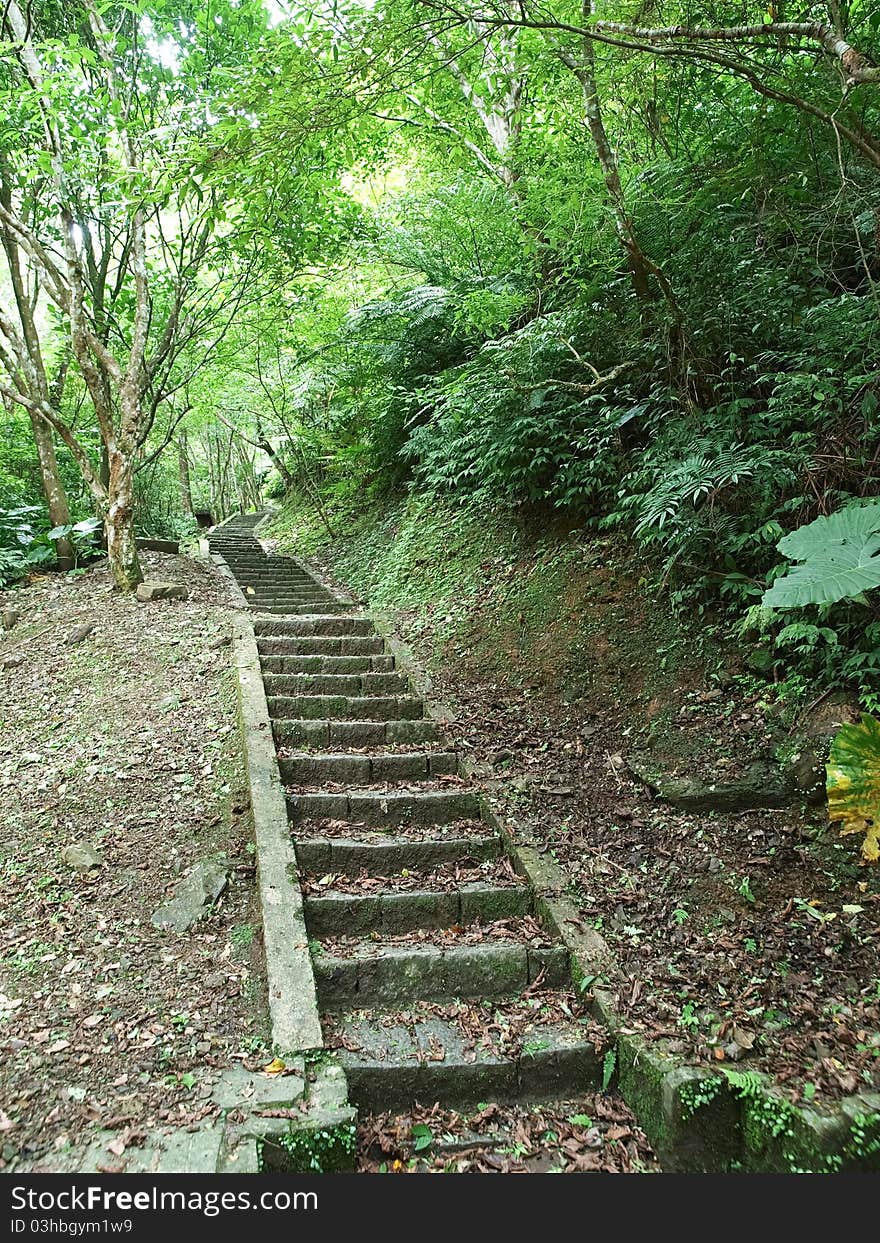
[
  {"left": 280, "top": 750, "right": 457, "bottom": 785},
  {"left": 258, "top": 635, "right": 385, "bottom": 657},
  {"left": 245, "top": 594, "right": 338, "bottom": 603},
  {"left": 261, "top": 654, "right": 395, "bottom": 674},
  {"left": 287, "top": 788, "right": 479, "bottom": 826},
  {"left": 254, "top": 616, "right": 375, "bottom": 637},
  {"left": 237, "top": 582, "right": 334, "bottom": 591},
  {"left": 265, "top": 672, "right": 409, "bottom": 697},
  {"left": 314, "top": 939, "right": 571, "bottom": 1009},
  {"left": 295, "top": 832, "right": 501, "bottom": 875},
  {"left": 331, "top": 1003, "right": 603, "bottom": 1110},
  {"left": 254, "top": 605, "right": 354, "bottom": 616},
  {"left": 235, "top": 582, "right": 330, "bottom": 591},
  {"left": 304, "top": 882, "right": 532, "bottom": 937},
  {"left": 274, "top": 718, "right": 441, "bottom": 748},
  {"left": 268, "top": 694, "right": 424, "bottom": 722}
]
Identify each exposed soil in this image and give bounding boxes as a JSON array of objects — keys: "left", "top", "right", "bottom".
[{"left": 0, "top": 553, "right": 270, "bottom": 1172}]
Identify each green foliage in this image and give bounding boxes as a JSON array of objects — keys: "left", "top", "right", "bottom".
[
  {"left": 2, "top": 0, "right": 879, "bottom": 703},
  {"left": 602, "top": 1047, "right": 617, "bottom": 1093},
  {"left": 827, "top": 714, "right": 880, "bottom": 863},
  {"left": 764, "top": 503, "right": 880, "bottom": 609},
  {"left": 0, "top": 506, "right": 48, "bottom": 586},
  {"left": 264, "top": 1122, "right": 357, "bottom": 1174}
]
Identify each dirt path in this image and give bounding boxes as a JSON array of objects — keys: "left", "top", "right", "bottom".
[{"left": 0, "top": 552, "right": 269, "bottom": 1172}]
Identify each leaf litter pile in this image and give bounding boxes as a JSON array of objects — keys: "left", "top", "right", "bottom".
[
  {"left": 358, "top": 1097, "right": 656, "bottom": 1173},
  {"left": 0, "top": 554, "right": 269, "bottom": 1172},
  {"left": 318, "top": 915, "right": 554, "bottom": 956},
  {"left": 299, "top": 816, "right": 492, "bottom": 842},
  {"left": 301, "top": 856, "right": 525, "bottom": 896}
]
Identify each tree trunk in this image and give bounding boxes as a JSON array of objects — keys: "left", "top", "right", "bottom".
[
  {"left": 574, "top": 45, "right": 652, "bottom": 302},
  {"left": 260, "top": 436, "right": 293, "bottom": 490},
  {"left": 178, "top": 429, "right": 194, "bottom": 516},
  {"left": 28, "top": 409, "right": 74, "bottom": 565},
  {"left": 104, "top": 451, "right": 142, "bottom": 590}
]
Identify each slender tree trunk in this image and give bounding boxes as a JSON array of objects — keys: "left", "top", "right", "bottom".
[
  {"left": 261, "top": 437, "right": 293, "bottom": 489},
  {"left": 27, "top": 409, "right": 74, "bottom": 564},
  {"left": 104, "top": 448, "right": 142, "bottom": 590},
  {"left": 0, "top": 182, "right": 75, "bottom": 564},
  {"left": 571, "top": 34, "right": 652, "bottom": 302},
  {"left": 178, "top": 428, "right": 194, "bottom": 516}
]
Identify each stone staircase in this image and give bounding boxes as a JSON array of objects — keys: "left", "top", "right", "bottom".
[{"left": 210, "top": 515, "right": 603, "bottom": 1117}]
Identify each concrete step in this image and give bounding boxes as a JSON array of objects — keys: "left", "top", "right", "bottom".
[
  {"left": 294, "top": 830, "right": 502, "bottom": 875},
  {"left": 254, "top": 616, "right": 374, "bottom": 637},
  {"left": 253, "top": 604, "right": 354, "bottom": 616},
  {"left": 304, "top": 883, "right": 532, "bottom": 937},
  {"left": 233, "top": 576, "right": 322, "bottom": 585},
  {"left": 288, "top": 787, "right": 479, "bottom": 826},
  {"left": 257, "top": 635, "right": 384, "bottom": 657},
  {"left": 249, "top": 604, "right": 342, "bottom": 613},
  {"left": 268, "top": 695, "right": 424, "bottom": 721},
  {"left": 314, "top": 938, "right": 571, "bottom": 1009},
  {"left": 260, "top": 655, "right": 395, "bottom": 675},
  {"left": 242, "top": 590, "right": 336, "bottom": 599},
  {"left": 246, "top": 598, "right": 343, "bottom": 608},
  {"left": 273, "top": 718, "right": 441, "bottom": 748},
  {"left": 233, "top": 575, "right": 329, "bottom": 584},
  {"left": 327, "top": 998, "right": 603, "bottom": 1110},
  {"left": 280, "top": 751, "right": 458, "bottom": 785},
  {"left": 264, "top": 672, "right": 409, "bottom": 697}
]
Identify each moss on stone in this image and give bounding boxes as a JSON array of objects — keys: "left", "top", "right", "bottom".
[{"left": 259, "top": 1118, "right": 357, "bottom": 1174}]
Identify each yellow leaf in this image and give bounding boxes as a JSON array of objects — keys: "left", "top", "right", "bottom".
[
  {"left": 263, "top": 1057, "right": 286, "bottom": 1076},
  {"left": 827, "top": 714, "right": 880, "bottom": 863}
]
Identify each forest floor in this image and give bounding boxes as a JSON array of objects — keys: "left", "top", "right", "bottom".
[
  {"left": 428, "top": 643, "right": 880, "bottom": 1103},
  {"left": 291, "top": 497, "right": 880, "bottom": 1109},
  {"left": 0, "top": 553, "right": 271, "bottom": 1173}
]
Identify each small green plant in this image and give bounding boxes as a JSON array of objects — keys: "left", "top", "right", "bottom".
[
  {"left": 601, "top": 1047, "right": 617, "bottom": 1092},
  {"left": 679, "top": 1076, "right": 723, "bottom": 1118},
  {"left": 231, "top": 922, "right": 255, "bottom": 952},
  {"left": 737, "top": 876, "right": 756, "bottom": 904},
  {"left": 263, "top": 1122, "right": 357, "bottom": 1173},
  {"left": 678, "top": 1001, "right": 700, "bottom": 1031}
]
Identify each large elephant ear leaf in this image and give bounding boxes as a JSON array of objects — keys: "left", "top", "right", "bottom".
[
  {"left": 827, "top": 714, "right": 880, "bottom": 863},
  {"left": 763, "top": 501, "right": 880, "bottom": 608}
]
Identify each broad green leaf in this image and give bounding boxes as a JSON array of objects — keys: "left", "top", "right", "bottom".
[
  {"left": 827, "top": 714, "right": 880, "bottom": 863},
  {"left": 777, "top": 502, "right": 880, "bottom": 562},
  {"left": 763, "top": 503, "right": 880, "bottom": 608}
]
